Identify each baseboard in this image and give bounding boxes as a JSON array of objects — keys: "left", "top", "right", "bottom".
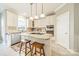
[{"left": 55, "top": 41, "right": 78, "bottom": 54}]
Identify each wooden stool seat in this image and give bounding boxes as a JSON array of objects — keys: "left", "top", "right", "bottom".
[
  {"left": 32, "top": 42, "right": 44, "bottom": 49},
  {"left": 31, "top": 42, "right": 45, "bottom": 56}
]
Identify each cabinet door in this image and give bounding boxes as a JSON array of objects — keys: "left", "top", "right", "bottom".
[
  {"left": 11, "top": 34, "right": 21, "bottom": 45},
  {"left": 56, "top": 11, "right": 69, "bottom": 49},
  {"left": 7, "top": 11, "right": 18, "bottom": 27}
]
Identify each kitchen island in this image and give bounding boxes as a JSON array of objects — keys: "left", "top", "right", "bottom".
[{"left": 21, "top": 32, "right": 54, "bottom": 56}]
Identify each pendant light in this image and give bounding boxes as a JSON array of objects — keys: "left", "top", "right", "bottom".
[
  {"left": 30, "top": 3, "right": 33, "bottom": 20},
  {"left": 34, "top": 3, "right": 39, "bottom": 19},
  {"left": 40, "top": 3, "right": 45, "bottom": 18}
]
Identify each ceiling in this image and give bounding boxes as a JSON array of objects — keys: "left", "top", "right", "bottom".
[{"left": 0, "top": 3, "right": 63, "bottom": 17}]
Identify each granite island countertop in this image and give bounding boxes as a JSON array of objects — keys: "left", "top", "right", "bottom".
[{"left": 21, "top": 32, "right": 53, "bottom": 40}]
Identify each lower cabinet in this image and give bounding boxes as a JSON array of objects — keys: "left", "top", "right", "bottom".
[
  {"left": 6, "top": 33, "right": 21, "bottom": 46},
  {"left": 11, "top": 34, "right": 21, "bottom": 45}
]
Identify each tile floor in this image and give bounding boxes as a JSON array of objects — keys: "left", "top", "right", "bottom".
[{"left": 0, "top": 41, "right": 79, "bottom": 56}]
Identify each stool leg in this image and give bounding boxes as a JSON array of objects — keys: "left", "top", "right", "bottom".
[
  {"left": 19, "top": 42, "right": 23, "bottom": 54},
  {"left": 40, "top": 49, "right": 41, "bottom": 56},
  {"left": 35, "top": 46, "right": 37, "bottom": 55},
  {"left": 42, "top": 47, "right": 45, "bottom": 56},
  {"left": 25, "top": 42, "right": 27, "bottom": 56},
  {"left": 31, "top": 45, "right": 33, "bottom": 56},
  {"left": 29, "top": 42, "right": 32, "bottom": 55},
  {"left": 29, "top": 42, "right": 31, "bottom": 51}
]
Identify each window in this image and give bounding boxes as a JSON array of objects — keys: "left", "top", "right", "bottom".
[{"left": 18, "top": 16, "right": 28, "bottom": 31}]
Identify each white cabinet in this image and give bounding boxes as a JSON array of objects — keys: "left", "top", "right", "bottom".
[
  {"left": 6, "top": 11, "right": 18, "bottom": 27},
  {"left": 56, "top": 11, "right": 69, "bottom": 49},
  {"left": 6, "top": 11, "right": 18, "bottom": 33},
  {"left": 6, "top": 34, "right": 11, "bottom": 47},
  {"left": 34, "top": 15, "right": 55, "bottom": 27},
  {"left": 6, "top": 33, "right": 21, "bottom": 46}
]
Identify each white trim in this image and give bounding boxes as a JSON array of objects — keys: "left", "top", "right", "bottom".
[
  {"left": 55, "top": 41, "right": 79, "bottom": 54},
  {"left": 54, "top": 3, "right": 67, "bottom": 12}
]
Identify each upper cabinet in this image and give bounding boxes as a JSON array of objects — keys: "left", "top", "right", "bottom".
[
  {"left": 46, "top": 15, "right": 55, "bottom": 25},
  {"left": 34, "top": 15, "right": 55, "bottom": 27},
  {"left": 6, "top": 10, "right": 18, "bottom": 32},
  {"left": 6, "top": 11, "right": 18, "bottom": 27}
]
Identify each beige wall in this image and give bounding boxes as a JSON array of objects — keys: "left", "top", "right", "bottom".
[{"left": 74, "top": 4, "right": 79, "bottom": 52}]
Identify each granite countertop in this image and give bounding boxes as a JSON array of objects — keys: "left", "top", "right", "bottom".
[{"left": 21, "top": 32, "right": 53, "bottom": 40}]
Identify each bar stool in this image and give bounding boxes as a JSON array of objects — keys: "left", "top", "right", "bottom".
[
  {"left": 19, "top": 39, "right": 31, "bottom": 56},
  {"left": 31, "top": 42, "right": 45, "bottom": 56}
]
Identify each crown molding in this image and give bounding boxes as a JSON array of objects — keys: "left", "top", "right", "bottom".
[{"left": 54, "top": 3, "right": 67, "bottom": 12}]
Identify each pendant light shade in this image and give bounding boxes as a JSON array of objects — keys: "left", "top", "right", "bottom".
[
  {"left": 34, "top": 3, "right": 39, "bottom": 19},
  {"left": 30, "top": 3, "right": 33, "bottom": 20},
  {"left": 40, "top": 13, "right": 45, "bottom": 18},
  {"left": 40, "top": 3, "right": 45, "bottom": 18},
  {"left": 35, "top": 16, "right": 39, "bottom": 19},
  {"left": 30, "top": 17, "right": 33, "bottom": 20}
]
